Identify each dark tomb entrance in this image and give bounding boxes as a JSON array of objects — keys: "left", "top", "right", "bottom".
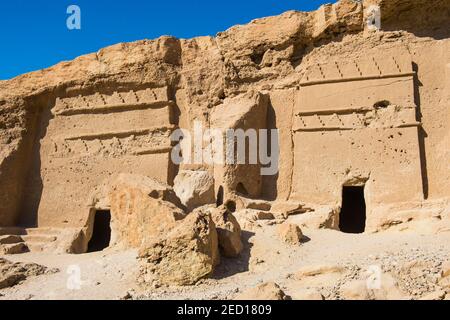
[
  {"left": 87, "top": 210, "right": 112, "bottom": 252},
  {"left": 216, "top": 186, "right": 224, "bottom": 206},
  {"left": 339, "top": 186, "right": 366, "bottom": 234}
]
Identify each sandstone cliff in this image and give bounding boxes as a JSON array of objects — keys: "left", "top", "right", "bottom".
[{"left": 0, "top": 0, "right": 449, "bottom": 233}]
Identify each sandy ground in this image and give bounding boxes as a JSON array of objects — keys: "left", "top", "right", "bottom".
[{"left": 1, "top": 221, "right": 449, "bottom": 300}]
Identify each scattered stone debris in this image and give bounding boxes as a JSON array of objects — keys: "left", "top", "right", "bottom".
[
  {"left": 234, "top": 282, "right": 289, "bottom": 300},
  {"left": 0, "top": 258, "right": 56, "bottom": 290}
]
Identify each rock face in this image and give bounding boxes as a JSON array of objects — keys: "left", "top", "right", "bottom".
[
  {"left": 235, "top": 282, "right": 288, "bottom": 300},
  {"left": 108, "top": 175, "right": 186, "bottom": 248},
  {"left": 137, "top": 211, "right": 219, "bottom": 286},
  {"left": 173, "top": 170, "right": 215, "bottom": 212},
  {"left": 0, "top": 0, "right": 448, "bottom": 255},
  {"left": 0, "top": 258, "right": 50, "bottom": 289},
  {"left": 210, "top": 92, "right": 269, "bottom": 201},
  {"left": 110, "top": 173, "right": 182, "bottom": 207},
  {"left": 210, "top": 205, "right": 243, "bottom": 257}
]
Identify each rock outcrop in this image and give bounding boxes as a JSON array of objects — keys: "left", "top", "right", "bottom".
[
  {"left": 137, "top": 211, "right": 219, "bottom": 286},
  {"left": 1, "top": 0, "right": 448, "bottom": 234},
  {"left": 109, "top": 175, "right": 186, "bottom": 248},
  {"left": 0, "top": 0, "right": 447, "bottom": 289},
  {"left": 0, "top": 0, "right": 448, "bottom": 301},
  {"left": 0, "top": 258, "right": 54, "bottom": 289},
  {"left": 210, "top": 205, "right": 243, "bottom": 257},
  {"left": 173, "top": 170, "right": 215, "bottom": 212}
]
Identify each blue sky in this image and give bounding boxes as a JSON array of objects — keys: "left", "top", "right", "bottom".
[{"left": 0, "top": 0, "right": 331, "bottom": 80}]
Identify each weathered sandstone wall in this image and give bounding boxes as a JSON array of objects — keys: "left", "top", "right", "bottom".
[{"left": 0, "top": 0, "right": 448, "bottom": 234}]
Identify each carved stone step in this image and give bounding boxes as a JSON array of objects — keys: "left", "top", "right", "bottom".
[
  {"left": 24, "top": 242, "right": 47, "bottom": 253},
  {"left": 25, "top": 227, "right": 60, "bottom": 236},
  {"left": 22, "top": 235, "right": 57, "bottom": 243}
]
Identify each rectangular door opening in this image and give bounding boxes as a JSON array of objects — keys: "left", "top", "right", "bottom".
[
  {"left": 339, "top": 186, "right": 366, "bottom": 234},
  {"left": 87, "top": 210, "right": 112, "bottom": 252}
]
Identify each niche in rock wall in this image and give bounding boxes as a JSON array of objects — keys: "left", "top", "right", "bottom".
[
  {"left": 87, "top": 210, "right": 112, "bottom": 252},
  {"left": 339, "top": 186, "right": 366, "bottom": 234}
]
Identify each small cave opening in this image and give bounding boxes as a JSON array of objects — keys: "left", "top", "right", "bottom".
[
  {"left": 87, "top": 210, "right": 112, "bottom": 252},
  {"left": 339, "top": 186, "right": 366, "bottom": 234},
  {"left": 225, "top": 200, "right": 237, "bottom": 213},
  {"left": 236, "top": 182, "right": 249, "bottom": 196},
  {"left": 250, "top": 51, "right": 265, "bottom": 65},
  {"left": 373, "top": 100, "right": 391, "bottom": 109},
  {"left": 216, "top": 186, "right": 224, "bottom": 206}
]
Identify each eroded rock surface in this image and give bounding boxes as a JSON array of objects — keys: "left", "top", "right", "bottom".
[
  {"left": 173, "top": 170, "right": 215, "bottom": 212},
  {"left": 210, "top": 205, "right": 243, "bottom": 258},
  {"left": 137, "top": 211, "right": 219, "bottom": 287},
  {"left": 109, "top": 176, "right": 186, "bottom": 248},
  {"left": 0, "top": 258, "right": 53, "bottom": 290},
  {"left": 1, "top": 0, "right": 448, "bottom": 237},
  {"left": 0, "top": 0, "right": 448, "bottom": 298}
]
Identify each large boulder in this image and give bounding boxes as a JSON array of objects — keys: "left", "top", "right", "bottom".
[
  {"left": 210, "top": 205, "right": 243, "bottom": 257},
  {"left": 235, "top": 282, "right": 288, "bottom": 300},
  {"left": 173, "top": 170, "right": 215, "bottom": 212},
  {"left": 111, "top": 173, "right": 183, "bottom": 207},
  {"left": 138, "top": 211, "right": 219, "bottom": 287},
  {"left": 109, "top": 177, "right": 185, "bottom": 248},
  {"left": 88, "top": 173, "right": 184, "bottom": 210}
]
